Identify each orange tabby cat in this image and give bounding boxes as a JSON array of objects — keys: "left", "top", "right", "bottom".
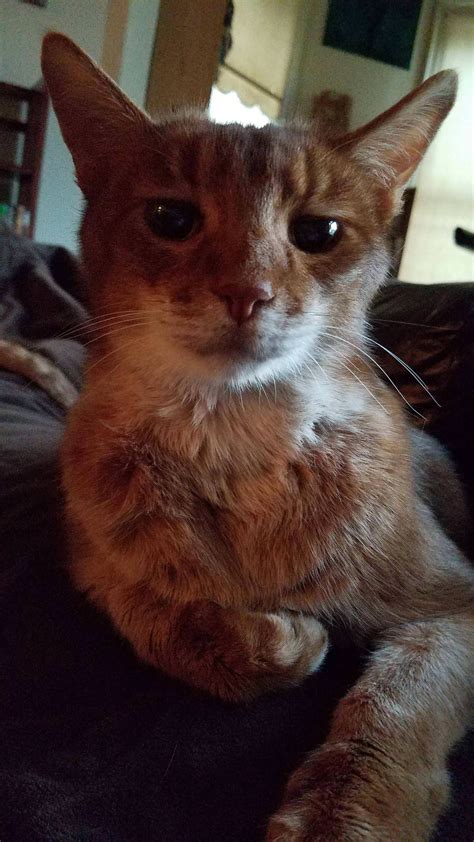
[{"left": 41, "top": 34, "right": 473, "bottom": 841}]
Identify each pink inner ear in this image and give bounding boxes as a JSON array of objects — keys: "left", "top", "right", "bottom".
[
  {"left": 335, "top": 70, "right": 457, "bottom": 189},
  {"left": 41, "top": 32, "right": 150, "bottom": 201}
]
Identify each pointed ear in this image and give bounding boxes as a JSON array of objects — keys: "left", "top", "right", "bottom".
[
  {"left": 337, "top": 71, "right": 457, "bottom": 189},
  {"left": 41, "top": 33, "right": 152, "bottom": 199}
]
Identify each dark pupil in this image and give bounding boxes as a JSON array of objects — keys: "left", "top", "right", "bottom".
[
  {"left": 145, "top": 200, "right": 199, "bottom": 240},
  {"left": 290, "top": 216, "right": 340, "bottom": 254}
]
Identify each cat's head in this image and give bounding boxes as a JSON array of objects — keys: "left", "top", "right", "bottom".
[{"left": 41, "top": 34, "right": 456, "bottom": 391}]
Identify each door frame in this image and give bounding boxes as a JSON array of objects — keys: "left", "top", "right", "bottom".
[
  {"left": 146, "top": 0, "right": 227, "bottom": 115},
  {"left": 425, "top": 0, "right": 474, "bottom": 77}
]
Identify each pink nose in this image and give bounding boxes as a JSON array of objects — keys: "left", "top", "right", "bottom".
[{"left": 215, "top": 283, "right": 274, "bottom": 324}]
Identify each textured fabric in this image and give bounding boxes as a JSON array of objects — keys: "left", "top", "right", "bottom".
[
  {"left": 0, "top": 226, "right": 472, "bottom": 841},
  {"left": 371, "top": 281, "right": 474, "bottom": 525}
]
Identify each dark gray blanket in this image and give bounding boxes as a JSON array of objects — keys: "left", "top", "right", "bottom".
[{"left": 0, "top": 224, "right": 472, "bottom": 841}]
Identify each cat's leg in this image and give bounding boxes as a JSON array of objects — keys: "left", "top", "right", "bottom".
[
  {"left": 267, "top": 613, "right": 473, "bottom": 842},
  {"left": 410, "top": 428, "right": 471, "bottom": 551},
  {"left": 101, "top": 579, "right": 328, "bottom": 701}
]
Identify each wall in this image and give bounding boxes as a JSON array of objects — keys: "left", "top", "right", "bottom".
[
  {"left": 0, "top": 0, "right": 159, "bottom": 251},
  {"left": 0, "top": 0, "right": 110, "bottom": 250},
  {"left": 399, "top": 8, "right": 474, "bottom": 282},
  {"left": 283, "top": 0, "right": 435, "bottom": 130},
  {"left": 119, "top": 0, "right": 160, "bottom": 108},
  {"left": 146, "top": 0, "right": 225, "bottom": 115},
  {"left": 220, "top": 0, "right": 303, "bottom": 119}
]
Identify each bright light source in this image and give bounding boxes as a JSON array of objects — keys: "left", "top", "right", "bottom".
[{"left": 208, "top": 86, "right": 272, "bottom": 128}]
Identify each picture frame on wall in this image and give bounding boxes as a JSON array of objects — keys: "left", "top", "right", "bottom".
[
  {"left": 311, "top": 91, "right": 352, "bottom": 137},
  {"left": 323, "top": 0, "right": 423, "bottom": 70}
]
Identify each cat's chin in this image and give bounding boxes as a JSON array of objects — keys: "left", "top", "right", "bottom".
[
  {"left": 152, "top": 315, "right": 319, "bottom": 390},
  {"left": 193, "top": 326, "right": 279, "bottom": 361},
  {"left": 171, "top": 340, "right": 310, "bottom": 392},
  {"left": 184, "top": 335, "right": 290, "bottom": 382}
]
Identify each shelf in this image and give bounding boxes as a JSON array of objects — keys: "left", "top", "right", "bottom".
[
  {"left": 0, "top": 117, "right": 27, "bottom": 133},
  {"left": 0, "top": 161, "right": 33, "bottom": 177},
  {"left": 0, "top": 81, "right": 41, "bottom": 102},
  {"left": 0, "top": 82, "right": 47, "bottom": 237}
]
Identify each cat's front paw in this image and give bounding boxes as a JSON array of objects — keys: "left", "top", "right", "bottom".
[
  {"left": 217, "top": 611, "right": 328, "bottom": 702},
  {"left": 266, "top": 612, "right": 329, "bottom": 681},
  {"left": 267, "top": 799, "right": 382, "bottom": 842},
  {"left": 266, "top": 741, "right": 449, "bottom": 842},
  {"left": 172, "top": 606, "right": 328, "bottom": 702}
]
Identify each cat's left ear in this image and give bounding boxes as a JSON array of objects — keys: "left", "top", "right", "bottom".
[
  {"left": 338, "top": 70, "right": 457, "bottom": 189},
  {"left": 41, "top": 32, "right": 153, "bottom": 199}
]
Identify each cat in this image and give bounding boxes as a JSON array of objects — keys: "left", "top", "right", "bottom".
[{"left": 41, "top": 33, "right": 473, "bottom": 842}]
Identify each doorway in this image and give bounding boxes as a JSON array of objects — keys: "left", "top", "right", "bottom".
[{"left": 399, "top": 2, "right": 474, "bottom": 283}]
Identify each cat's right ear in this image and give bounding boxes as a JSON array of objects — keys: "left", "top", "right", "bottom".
[
  {"left": 336, "top": 71, "right": 457, "bottom": 190},
  {"left": 41, "top": 33, "right": 152, "bottom": 199}
]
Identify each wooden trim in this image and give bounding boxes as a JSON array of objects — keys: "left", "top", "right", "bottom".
[
  {"left": 0, "top": 162, "right": 33, "bottom": 176},
  {"left": 146, "top": 0, "right": 227, "bottom": 115},
  {"left": 425, "top": 0, "right": 474, "bottom": 78},
  {"left": 0, "top": 83, "right": 47, "bottom": 237},
  {"left": 21, "top": 88, "right": 48, "bottom": 236},
  {"left": 0, "top": 82, "right": 38, "bottom": 102},
  {"left": 221, "top": 63, "right": 279, "bottom": 101},
  {"left": 0, "top": 118, "right": 27, "bottom": 133},
  {"left": 101, "top": 0, "right": 129, "bottom": 81}
]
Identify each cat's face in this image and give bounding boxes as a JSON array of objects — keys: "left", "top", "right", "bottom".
[
  {"left": 41, "top": 35, "right": 456, "bottom": 390},
  {"left": 80, "top": 118, "right": 389, "bottom": 387}
]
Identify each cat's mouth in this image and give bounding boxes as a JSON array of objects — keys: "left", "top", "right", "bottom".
[
  {"left": 165, "top": 307, "right": 314, "bottom": 379},
  {"left": 193, "top": 320, "right": 283, "bottom": 364}
]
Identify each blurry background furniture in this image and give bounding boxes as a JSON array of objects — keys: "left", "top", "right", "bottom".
[
  {"left": 455, "top": 227, "right": 474, "bottom": 251},
  {"left": 0, "top": 82, "right": 48, "bottom": 237}
]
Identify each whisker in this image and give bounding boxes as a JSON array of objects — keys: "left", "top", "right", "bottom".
[
  {"left": 366, "top": 336, "right": 441, "bottom": 407},
  {"left": 54, "top": 312, "right": 149, "bottom": 341},
  {"left": 343, "top": 326, "right": 439, "bottom": 408},
  {"left": 371, "top": 317, "right": 449, "bottom": 331},
  {"left": 319, "top": 321, "right": 439, "bottom": 409},
  {"left": 333, "top": 352, "right": 389, "bottom": 415},
  {"left": 55, "top": 310, "right": 143, "bottom": 330},
  {"left": 259, "top": 381, "right": 272, "bottom": 408},
  {"left": 78, "top": 322, "right": 152, "bottom": 351},
  {"left": 305, "top": 352, "right": 329, "bottom": 381},
  {"left": 272, "top": 374, "right": 277, "bottom": 404},
  {"left": 301, "top": 360, "right": 317, "bottom": 379},
  {"left": 321, "top": 330, "right": 426, "bottom": 421},
  {"left": 87, "top": 335, "right": 147, "bottom": 379}
]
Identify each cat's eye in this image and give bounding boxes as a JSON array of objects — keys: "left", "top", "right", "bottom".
[
  {"left": 144, "top": 199, "right": 202, "bottom": 241},
  {"left": 289, "top": 216, "right": 341, "bottom": 254}
]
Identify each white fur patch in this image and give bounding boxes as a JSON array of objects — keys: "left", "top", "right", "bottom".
[
  {"left": 270, "top": 614, "right": 305, "bottom": 667},
  {"left": 270, "top": 613, "right": 328, "bottom": 672},
  {"left": 271, "top": 808, "right": 306, "bottom": 838}
]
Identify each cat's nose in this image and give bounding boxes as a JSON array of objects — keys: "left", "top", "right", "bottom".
[{"left": 214, "top": 282, "right": 274, "bottom": 324}]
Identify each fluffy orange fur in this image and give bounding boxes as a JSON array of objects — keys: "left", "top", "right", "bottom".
[{"left": 42, "top": 33, "right": 473, "bottom": 841}]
